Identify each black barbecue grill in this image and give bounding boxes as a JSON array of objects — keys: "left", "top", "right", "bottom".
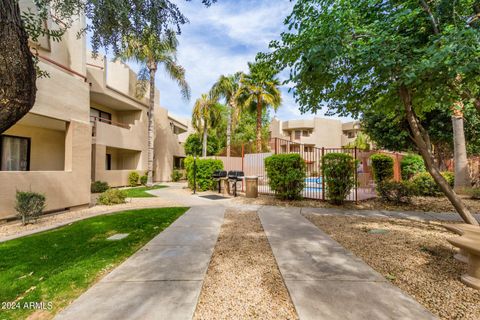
[
  {"left": 212, "top": 170, "right": 228, "bottom": 193},
  {"left": 227, "top": 171, "right": 244, "bottom": 197}
]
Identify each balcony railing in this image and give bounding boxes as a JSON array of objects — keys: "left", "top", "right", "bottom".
[{"left": 90, "top": 116, "right": 130, "bottom": 136}]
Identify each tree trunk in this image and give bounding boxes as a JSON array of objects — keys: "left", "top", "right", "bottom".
[
  {"left": 0, "top": 0, "right": 37, "bottom": 134},
  {"left": 202, "top": 124, "right": 207, "bottom": 157},
  {"left": 256, "top": 97, "right": 262, "bottom": 152},
  {"left": 452, "top": 108, "right": 471, "bottom": 191},
  {"left": 146, "top": 61, "right": 157, "bottom": 187},
  {"left": 226, "top": 99, "right": 232, "bottom": 157},
  {"left": 474, "top": 98, "right": 480, "bottom": 114},
  {"left": 399, "top": 86, "right": 478, "bottom": 225}
]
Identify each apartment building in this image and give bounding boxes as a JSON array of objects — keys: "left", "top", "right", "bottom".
[
  {"left": 270, "top": 117, "right": 363, "bottom": 149},
  {"left": 0, "top": 8, "right": 187, "bottom": 219},
  {"left": 0, "top": 9, "right": 91, "bottom": 218}
]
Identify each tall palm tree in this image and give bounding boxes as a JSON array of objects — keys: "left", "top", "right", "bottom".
[
  {"left": 120, "top": 29, "right": 190, "bottom": 186},
  {"left": 237, "top": 62, "right": 282, "bottom": 152},
  {"left": 452, "top": 101, "right": 471, "bottom": 191},
  {"left": 210, "top": 72, "right": 243, "bottom": 157},
  {"left": 192, "top": 94, "right": 221, "bottom": 157}
]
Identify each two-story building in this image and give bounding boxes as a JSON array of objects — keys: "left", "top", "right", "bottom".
[{"left": 0, "top": 7, "right": 188, "bottom": 220}]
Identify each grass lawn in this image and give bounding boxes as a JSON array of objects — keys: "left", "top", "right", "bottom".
[
  {"left": 0, "top": 207, "right": 187, "bottom": 320},
  {"left": 122, "top": 185, "right": 168, "bottom": 198}
]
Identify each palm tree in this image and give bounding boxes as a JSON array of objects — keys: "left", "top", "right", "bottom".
[
  {"left": 192, "top": 94, "right": 221, "bottom": 157},
  {"left": 119, "top": 29, "right": 190, "bottom": 186},
  {"left": 210, "top": 72, "right": 243, "bottom": 157},
  {"left": 452, "top": 101, "right": 471, "bottom": 191},
  {"left": 237, "top": 62, "right": 282, "bottom": 152}
]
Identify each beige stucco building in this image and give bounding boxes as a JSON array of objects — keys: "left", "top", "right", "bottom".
[
  {"left": 0, "top": 7, "right": 187, "bottom": 220},
  {"left": 270, "top": 117, "right": 363, "bottom": 149}
]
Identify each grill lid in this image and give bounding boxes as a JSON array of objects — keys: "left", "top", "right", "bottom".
[
  {"left": 227, "top": 171, "right": 245, "bottom": 179},
  {"left": 212, "top": 170, "right": 227, "bottom": 178}
]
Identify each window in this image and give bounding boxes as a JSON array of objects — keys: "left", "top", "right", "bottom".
[
  {"left": 295, "top": 130, "right": 301, "bottom": 139},
  {"left": 90, "top": 108, "right": 112, "bottom": 124},
  {"left": 173, "top": 156, "right": 185, "bottom": 169},
  {"left": 105, "top": 154, "right": 112, "bottom": 170},
  {"left": 302, "top": 130, "right": 310, "bottom": 137},
  {"left": 1, "top": 135, "right": 30, "bottom": 171},
  {"left": 347, "top": 132, "right": 355, "bottom": 138}
]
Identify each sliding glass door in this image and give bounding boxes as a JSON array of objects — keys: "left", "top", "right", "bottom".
[{"left": 0, "top": 135, "right": 30, "bottom": 171}]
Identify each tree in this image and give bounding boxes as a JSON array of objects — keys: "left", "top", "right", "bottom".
[
  {"left": 120, "top": 29, "right": 189, "bottom": 186},
  {"left": 210, "top": 72, "right": 243, "bottom": 157},
  {"left": 1, "top": 0, "right": 216, "bottom": 134},
  {"left": 237, "top": 62, "right": 282, "bottom": 152},
  {"left": 192, "top": 95, "right": 221, "bottom": 157},
  {"left": 184, "top": 133, "right": 220, "bottom": 156},
  {"left": 265, "top": 0, "right": 480, "bottom": 224},
  {"left": 345, "top": 132, "right": 371, "bottom": 151}
]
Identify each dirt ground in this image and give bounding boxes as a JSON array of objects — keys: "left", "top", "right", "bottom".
[
  {"left": 304, "top": 214, "right": 480, "bottom": 320},
  {"left": 234, "top": 194, "right": 480, "bottom": 214},
  {"left": 193, "top": 209, "right": 298, "bottom": 320}
]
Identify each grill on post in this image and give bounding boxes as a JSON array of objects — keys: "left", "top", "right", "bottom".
[
  {"left": 227, "top": 171, "right": 244, "bottom": 197},
  {"left": 212, "top": 170, "right": 227, "bottom": 193}
]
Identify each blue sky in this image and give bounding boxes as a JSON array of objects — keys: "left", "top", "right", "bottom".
[{"left": 94, "top": 0, "right": 353, "bottom": 122}]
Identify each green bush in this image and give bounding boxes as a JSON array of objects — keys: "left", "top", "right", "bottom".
[
  {"left": 184, "top": 156, "right": 224, "bottom": 191},
  {"left": 91, "top": 181, "right": 109, "bottom": 193},
  {"left": 400, "top": 154, "right": 426, "bottom": 180},
  {"left": 322, "top": 153, "right": 356, "bottom": 204},
  {"left": 377, "top": 181, "right": 414, "bottom": 204},
  {"left": 265, "top": 154, "right": 306, "bottom": 200},
  {"left": 371, "top": 154, "right": 394, "bottom": 184},
  {"left": 128, "top": 171, "right": 140, "bottom": 187},
  {"left": 97, "top": 189, "right": 127, "bottom": 205},
  {"left": 466, "top": 188, "right": 480, "bottom": 200},
  {"left": 15, "top": 191, "right": 46, "bottom": 225},
  {"left": 171, "top": 169, "right": 182, "bottom": 182},
  {"left": 140, "top": 174, "right": 148, "bottom": 186},
  {"left": 411, "top": 171, "right": 455, "bottom": 196}
]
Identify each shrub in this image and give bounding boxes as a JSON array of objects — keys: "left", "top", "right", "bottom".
[
  {"left": 377, "top": 181, "right": 414, "bottom": 204},
  {"left": 322, "top": 153, "right": 356, "bottom": 204},
  {"left": 184, "top": 156, "right": 224, "bottom": 191},
  {"left": 400, "top": 154, "right": 426, "bottom": 180},
  {"left": 140, "top": 174, "right": 148, "bottom": 186},
  {"left": 171, "top": 169, "right": 182, "bottom": 182},
  {"left": 466, "top": 188, "right": 480, "bottom": 200},
  {"left": 91, "top": 181, "right": 109, "bottom": 193},
  {"left": 97, "top": 189, "right": 127, "bottom": 205},
  {"left": 15, "top": 191, "right": 46, "bottom": 225},
  {"left": 265, "top": 154, "right": 306, "bottom": 200},
  {"left": 128, "top": 171, "right": 139, "bottom": 187},
  {"left": 411, "top": 171, "right": 455, "bottom": 196},
  {"left": 370, "top": 154, "right": 394, "bottom": 184}
]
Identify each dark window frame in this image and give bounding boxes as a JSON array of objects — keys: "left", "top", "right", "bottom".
[
  {"left": 90, "top": 107, "right": 112, "bottom": 123},
  {"left": 0, "top": 134, "right": 31, "bottom": 171},
  {"left": 105, "top": 153, "right": 112, "bottom": 170}
]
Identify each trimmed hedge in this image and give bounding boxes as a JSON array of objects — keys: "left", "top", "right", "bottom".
[
  {"left": 15, "top": 191, "right": 46, "bottom": 225},
  {"left": 377, "top": 181, "right": 414, "bottom": 204},
  {"left": 265, "top": 154, "right": 306, "bottom": 200},
  {"left": 400, "top": 154, "right": 426, "bottom": 180},
  {"left": 128, "top": 171, "right": 140, "bottom": 187},
  {"left": 371, "top": 154, "right": 394, "bottom": 184},
  {"left": 97, "top": 189, "right": 127, "bottom": 205},
  {"left": 411, "top": 171, "right": 454, "bottom": 196},
  {"left": 322, "top": 153, "right": 356, "bottom": 204},
  {"left": 140, "top": 174, "right": 148, "bottom": 186},
  {"left": 171, "top": 169, "right": 182, "bottom": 182},
  {"left": 184, "top": 156, "right": 224, "bottom": 191},
  {"left": 91, "top": 181, "right": 109, "bottom": 193}
]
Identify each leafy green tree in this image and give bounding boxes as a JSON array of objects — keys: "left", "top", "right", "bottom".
[
  {"left": 264, "top": 0, "right": 480, "bottom": 224},
  {"left": 345, "top": 132, "right": 371, "bottom": 150},
  {"left": 237, "top": 62, "right": 282, "bottom": 152},
  {"left": 184, "top": 133, "right": 220, "bottom": 156},
  {"left": 120, "top": 29, "right": 189, "bottom": 186},
  {"left": 192, "top": 95, "right": 222, "bottom": 157},
  {"left": 210, "top": 72, "right": 243, "bottom": 157},
  {"left": 1, "top": 0, "right": 215, "bottom": 134}
]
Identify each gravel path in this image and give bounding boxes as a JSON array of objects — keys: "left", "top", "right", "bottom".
[
  {"left": 304, "top": 214, "right": 480, "bottom": 320},
  {"left": 193, "top": 209, "right": 298, "bottom": 320}
]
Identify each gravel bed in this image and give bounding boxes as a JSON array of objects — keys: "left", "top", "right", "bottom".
[
  {"left": 304, "top": 214, "right": 480, "bottom": 320},
  {"left": 193, "top": 209, "right": 298, "bottom": 320},
  {"left": 233, "top": 194, "right": 480, "bottom": 214}
]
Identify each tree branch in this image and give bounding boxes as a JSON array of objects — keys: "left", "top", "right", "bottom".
[{"left": 419, "top": 0, "right": 440, "bottom": 34}]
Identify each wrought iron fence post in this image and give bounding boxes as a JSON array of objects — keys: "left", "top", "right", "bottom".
[
  {"left": 321, "top": 147, "right": 325, "bottom": 201},
  {"left": 354, "top": 147, "right": 358, "bottom": 204}
]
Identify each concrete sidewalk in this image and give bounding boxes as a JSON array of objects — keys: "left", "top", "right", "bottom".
[
  {"left": 259, "top": 206, "right": 437, "bottom": 320},
  {"left": 55, "top": 206, "right": 225, "bottom": 320}
]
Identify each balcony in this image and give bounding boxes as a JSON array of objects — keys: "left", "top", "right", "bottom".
[{"left": 91, "top": 116, "right": 146, "bottom": 151}]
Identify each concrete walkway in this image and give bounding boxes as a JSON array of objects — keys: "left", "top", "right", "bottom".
[
  {"left": 55, "top": 206, "right": 225, "bottom": 320},
  {"left": 258, "top": 206, "right": 437, "bottom": 320}
]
